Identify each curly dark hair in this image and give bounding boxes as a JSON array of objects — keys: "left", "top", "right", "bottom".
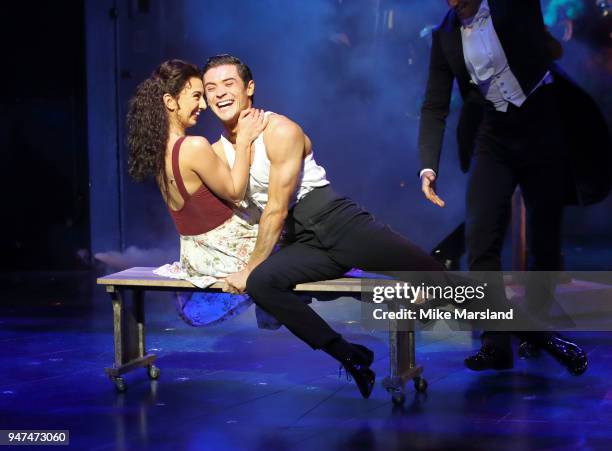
[{"left": 126, "top": 59, "right": 201, "bottom": 197}]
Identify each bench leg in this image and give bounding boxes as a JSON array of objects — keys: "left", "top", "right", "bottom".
[
  {"left": 382, "top": 316, "right": 426, "bottom": 405},
  {"left": 134, "top": 290, "right": 161, "bottom": 381},
  {"left": 104, "top": 287, "right": 157, "bottom": 392}
]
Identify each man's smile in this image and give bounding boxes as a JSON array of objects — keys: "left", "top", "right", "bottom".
[{"left": 217, "top": 99, "right": 234, "bottom": 111}]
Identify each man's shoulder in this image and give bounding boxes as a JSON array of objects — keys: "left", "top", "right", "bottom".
[
  {"left": 433, "top": 8, "right": 455, "bottom": 34},
  {"left": 264, "top": 113, "right": 304, "bottom": 142},
  {"left": 266, "top": 112, "right": 300, "bottom": 131},
  {"left": 210, "top": 137, "right": 223, "bottom": 150},
  {"left": 260, "top": 112, "right": 306, "bottom": 163}
]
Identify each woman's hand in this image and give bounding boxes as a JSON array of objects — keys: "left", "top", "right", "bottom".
[{"left": 235, "top": 108, "right": 269, "bottom": 149}]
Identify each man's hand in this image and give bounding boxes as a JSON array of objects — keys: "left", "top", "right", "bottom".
[
  {"left": 222, "top": 269, "right": 250, "bottom": 294},
  {"left": 421, "top": 170, "right": 445, "bottom": 207}
]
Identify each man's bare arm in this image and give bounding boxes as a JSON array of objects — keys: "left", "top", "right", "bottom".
[{"left": 246, "top": 116, "right": 304, "bottom": 272}]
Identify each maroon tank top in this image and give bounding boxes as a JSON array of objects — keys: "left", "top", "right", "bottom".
[{"left": 167, "top": 137, "right": 233, "bottom": 236}]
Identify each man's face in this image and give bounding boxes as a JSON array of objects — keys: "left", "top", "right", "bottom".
[
  {"left": 203, "top": 64, "right": 254, "bottom": 124},
  {"left": 447, "top": 0, "right": 482, "bottom": 21},
  {"left": 175, "top": 77, "right": 206, "bottom": 128}
]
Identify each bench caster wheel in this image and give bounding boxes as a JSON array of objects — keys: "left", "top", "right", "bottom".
[
  {"left": 391, "top": 391, "right": 406, "bottom": 406},
  {"left": 148, "top": 365, "right": 160, "bottom": 380},
  {"left": 113, "top": 377, "right": 126, "bottom": 393},
  {"left": 382, "top": 376, "right": 406, "bottom": 406},
  {"left": 414, "top": 376, "right": 428, "bottom": 393}
]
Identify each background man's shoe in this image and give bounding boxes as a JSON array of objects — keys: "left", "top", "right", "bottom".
[
  {"left": 465, "top": 346, "right": 513, "bottom": 371},
  {"left": 542, "top": 334, "right": 588, "bottom": 376}
]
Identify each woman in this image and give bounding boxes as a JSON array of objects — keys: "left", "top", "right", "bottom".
[{"left": 126, "top": 59, "right": 267, "bottom": 324}]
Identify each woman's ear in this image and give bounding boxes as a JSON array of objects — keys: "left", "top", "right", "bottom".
[{"left": 163, "top": 93, "right": 178, "bottom": 112}]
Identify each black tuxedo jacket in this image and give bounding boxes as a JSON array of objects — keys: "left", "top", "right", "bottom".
[{"left": 417, "top": 0, "right": 611, "bottom": 205}]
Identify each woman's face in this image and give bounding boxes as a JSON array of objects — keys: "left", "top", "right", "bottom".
[{"left": 174, "top": 77, "right": 206, "bottom": 128}]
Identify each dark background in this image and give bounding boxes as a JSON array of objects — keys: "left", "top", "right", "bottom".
[
  {"left": 1, "top": 1, "right": 89, "bottom": 270},
  {"left": 1, "top": 0, "right": 610, "bottom": 271}
]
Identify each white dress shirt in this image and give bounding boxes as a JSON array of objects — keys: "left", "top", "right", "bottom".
[{"left": 461, "top": 0, "right": 527, "bottom": 113}]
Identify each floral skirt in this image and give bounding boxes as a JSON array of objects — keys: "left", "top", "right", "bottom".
[
  {"left": 179, "top": 213, "right": 258, "bottom": 286},
  {"left": 157, "top": 213, "right": 263, "bottom": 327},
  {"left": 156, "top": 210, "right": 283, "bottom": 328}
]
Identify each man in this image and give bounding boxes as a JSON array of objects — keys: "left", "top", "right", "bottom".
[
  {"left": 418, "top": 0, "right": 610, "bottom": 372},
  {"left": 202, "top": 54, "right": 445, "bottom": 399}
]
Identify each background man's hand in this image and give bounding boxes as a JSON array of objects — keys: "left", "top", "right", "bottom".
[{"left": 421, "top": 170, "right": 445, "bottom": 207}]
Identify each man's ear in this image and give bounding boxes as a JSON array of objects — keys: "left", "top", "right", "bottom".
[
  {"left": 163, "top": 93, "right": 178, "bottom": 112},
  {"left": 246, "top": 80, "right": 255, "bottom": 99}
]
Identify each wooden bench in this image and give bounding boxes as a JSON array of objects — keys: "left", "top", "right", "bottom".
[{"left": 97, "top": 267, "right": 427, "bottom": 404}]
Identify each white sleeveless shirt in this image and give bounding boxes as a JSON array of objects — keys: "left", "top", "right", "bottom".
[{"left": 220, "top": 113, "right": 329, "bottom": 211}]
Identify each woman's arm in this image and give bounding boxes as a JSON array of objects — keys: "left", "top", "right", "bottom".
[{"left": 184, "top": 109, "right": 267, "bottom": 204}]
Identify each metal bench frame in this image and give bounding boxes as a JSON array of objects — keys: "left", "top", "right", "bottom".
[{"left": 97, "top": 267, "right": 427, "bottom": 404}]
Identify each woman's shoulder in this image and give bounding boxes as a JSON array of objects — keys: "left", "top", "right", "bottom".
[
  {"left": 180, "top": 136, "right": 214, "bottom": 159},
  {"left": 182, "top": 135, "right": 211, "bottom": 150}
]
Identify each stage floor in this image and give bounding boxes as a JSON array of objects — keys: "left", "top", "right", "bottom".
[{"left": 1, "top": 270, "right": 611, "bottom": 451}]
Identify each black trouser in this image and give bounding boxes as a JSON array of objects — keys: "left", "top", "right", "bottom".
[
  {"left": 467, "top": 83, "right": 566, "bottom": 272},
  {"left": 466, "top": 83, "right": 567, "bottom": 348},
  {"left": 246, "top": 186, "right": 443, "bottom": 349}
]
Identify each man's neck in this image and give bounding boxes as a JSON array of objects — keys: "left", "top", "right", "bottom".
[
  {"left": 222, "top": 101, "right": 255, "bottom": 144},
  {"left": 461, "top": 0, "right": 485, "bottom": 26},
  {"left": 222, "top": 119, "right": 239, "bottom": 144}
]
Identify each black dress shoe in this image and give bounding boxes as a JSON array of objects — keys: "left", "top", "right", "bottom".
[
  {"left": 541, "top": 334, "right": 588, "bottom": 376},
  {"left": 339, "top": 344, "right": 375, "bottom": 399},
  {"left": 464, "top": 346, "right": 514, "bottom": 371},
  {"left": 351, "top": 343, "right": 374, "bottom": 367},
  {"left": 341, "top": 357, "right": 376, "bottom": 399},
  {"left": 325, "top": 339, "right": 376, "bottom": 398}
]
